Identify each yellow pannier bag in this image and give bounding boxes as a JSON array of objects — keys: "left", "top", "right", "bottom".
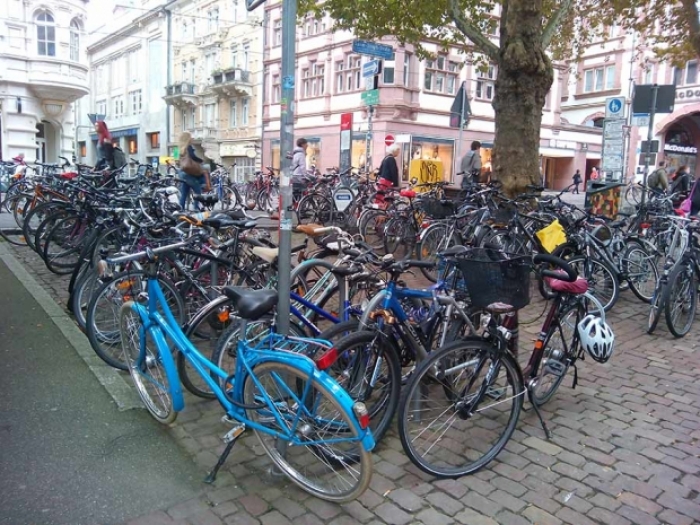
[{"left": 536, "top": 219, "right": 567, "bottom": 253}]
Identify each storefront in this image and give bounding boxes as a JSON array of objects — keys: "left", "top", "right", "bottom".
[
  {"left": 270, "top": 137, "right": 322, "bottom": 172},
  {"left": 664, "top": 127, "right": 698, "bottom": 175},
  {"left": 409, "top": 136, "right": 455, "bottom": 183}
]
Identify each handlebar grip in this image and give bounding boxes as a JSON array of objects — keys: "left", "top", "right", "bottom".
[
  {"left": 533, "top": 254, "right": 577, "bottom": 282},
  {"left": 312, "top": 226, "right": 336, "bottom": 235},
  {"left": 106, "top": 240, "right": 188, "bottom": 265}
]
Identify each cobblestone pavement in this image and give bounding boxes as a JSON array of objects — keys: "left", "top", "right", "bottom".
[{"left": 7, "top": 240, "right": 700, "bottom": 525}]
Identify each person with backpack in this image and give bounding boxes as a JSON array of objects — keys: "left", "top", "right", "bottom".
[
  {"left": 460, "top": 141, "right": 482, "bottom": 188},
  {"left": 94, "top": 121, "right": 115, "bottom": 170},
  {"left": 572, "top": 169, "right": 582, "bottom": 194},
  {"left": 671, "top": 165, "right": 690, "bottom": 194},
  {"left": 647, "top": 161, "right": 669, "bottom": 192},
  {"left": 178, "top": 132, "right": 209, "bottom": 210}
]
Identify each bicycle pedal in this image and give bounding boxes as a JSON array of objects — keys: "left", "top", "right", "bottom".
[
  {"left": 222, "top": 424, "right": 246, "bottom": 444},
  {"left": 544, "top": 360, "right": 567, "bottom": 378}
]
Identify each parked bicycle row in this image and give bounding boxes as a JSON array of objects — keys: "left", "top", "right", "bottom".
[{"left": 2, "top": 166, "right": 697, "bottom": 504}]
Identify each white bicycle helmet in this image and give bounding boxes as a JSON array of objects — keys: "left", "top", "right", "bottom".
[{"left": 577, "top": 314, "right": 615, "bottom": 363}]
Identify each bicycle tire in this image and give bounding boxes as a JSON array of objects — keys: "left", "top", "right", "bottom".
[
  {"left": 119, "top": 301, "right": 177, "bottom": 424},
  {"left": 86, "top": 270, "right": 185, "bottom": 370},
  {"left": 567, "top": 255, "right": 620, "bottom": 312},
  {"left": 647, "top": 281, "right": 666, "bottom": 334},
  {"left": 416, "top": 223, "right": 451, "bottom": 282},
  {"left": 622, "top": 241, "right": 659, "bottom": 303},
  {"left": 0, "top": 193, "right": 31, "bottom": 245},
  {"left": 398, "top": 338, "right": 523, "bottom": 478},
  {"left": 41, "top": 215, "right": 87, "bottom": 274},
  {"left": 663, "top": 260, "right": 697, "bottom": 338},
  {"left": 22, "top": 201, "right": 68, "bottom": 252},
  {"left": 243, "top": 361, "right": 373, "bottom": 502}
]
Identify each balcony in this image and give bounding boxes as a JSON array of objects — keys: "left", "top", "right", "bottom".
[
  {"left": 210, "top": 68, "right": 253, "bottom": 97},
  {"left": 163, "top": 82, "right": 199, "bottom": 107},
  {"left": 25, "top": 58, "right": 89, "bottom": 103}
]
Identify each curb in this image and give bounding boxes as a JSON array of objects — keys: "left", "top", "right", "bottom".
[{"left": 0, "top": 242, "right": 142, "bottom": 411}]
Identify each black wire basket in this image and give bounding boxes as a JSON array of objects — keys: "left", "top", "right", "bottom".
[
  {"left": 487, "top": 202, "right": 518, "bottom": 225},
  {"left": 454, "top": 248, "right": 533, "bottom": 310},
  {"left": 421, "top": 197, "right": 456, "bottom": 219}
]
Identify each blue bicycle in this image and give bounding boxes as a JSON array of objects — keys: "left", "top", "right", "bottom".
[{"left": 110, "top": 238, "right": 374, "bottom": 502}]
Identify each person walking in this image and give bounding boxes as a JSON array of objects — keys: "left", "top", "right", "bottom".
[
  {"left": 590, "top": 166, "right": 599, "bottom": 181},
  {"left": 377, "top": 145, "right": 400, "bottom": 187},
  {"left": 177, "top": 132, "right": 208, "bottom": 210},
  {"left": 671, "top": 165, "right": 690, "bottom": 194},
  {"left": 460, "top": 141, "right": 482, "bottom": 188},
  {"left": 647, "top": 161, "right": 669, "bottom": 192},
  {"left": 572, "top": 169, "right": 582, "bottom": 194},
  {"left": 94, "top": 121, "right": 115, "bottom": 170}
]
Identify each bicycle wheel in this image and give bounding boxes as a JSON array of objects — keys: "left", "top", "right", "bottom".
[
  {"left": 22, "top": 201, "right": 67, "bottom": 253},
  {"left": 297, "top": 194, "right": 333, "bottom": 225},
  {"left": 243, "top": 361, "right": 372, "bottom": 502},
  {"left": 359, "top": 209, "right": 388, "bottom": 253},
  {"left": 119, "top": 302, "right": 177, "bottom": 424},
  {"left": 567, "top": 256, "right": 620, "bottom": 312},
  {"left": 530, "top": 301, "right": 584, "bottom": 406},
  {"left": 86, "top": 271, "right": 185, "bottom": 370},
  {"left": 663, "top": 261, "right": 697, "bottom": 338},
  {"left": 42, "top": 215, "right": 89, "bottom": 274},
  {"left": 322, "top": 330, "right": 401, "bottom": 444},
  {"left": 647, "top": 281, "right": 666, "bottom": 334},
  {"left": 417, "top": 223, "right": 454, "bottom": 282},
  {"left": 383, "top": 217, "right": 417, "bottom": 259},
  {"left": 398, "top": 339, "right": 523, "bottom": 478},
  {"left": 620, "top": 241, "right": 658, "bottom": 303},
  {"left": 0, "top": 193, "right": 31, "bottom": 245}
]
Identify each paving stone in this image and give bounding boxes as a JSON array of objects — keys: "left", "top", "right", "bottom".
[
  {"left": 238, "top": 495, "right": 270, "bottom": 517},
  {"left": 656, "top": 492, "right": 700, "bottom": 519},
  {"left": 415, "top": 507, "right": 454, "bottom": 525},
  {"left": 339, "top": 501, "right": 374, "bottom": 523},
  {"left": 304, "top": 498, "right": 342, "bottom": 520},
  {"left": 211, "top": 502, "right": 240, "bottom": 519},
  {"left": 224, "top": 514, "right": 261, "bottom": 525},
  {"left": 618, "top": 492, "right": 663, "bottom": 515},
  {"left": 462, "top": 491, "right": 504, "bottom": 516},
  {"left": 493, "top": 510, "right": 530, "bottom": 525},
  {"left": 522, "top": 506, "right": 562, "bottom": 525},
  {"left": 425, "top": 491, "right": 463, "bottom": 516},
  {"left": 453, "top": 509, "right": 499, "bottom": 525},
  {"left": 125, "top": 511, "right": 175, "bottom": 525},
  {"left": 587, "top": 507, "right": 632, "bottom": 525},
  {"left": 587, "top": 492, "right": 621, "bottom": 512},
  {"left": 551, "top": 462, "right": 587, "bottom": 481},
  {"left": 490, "top": 476, "right": 527, "bottom": 497},
  {"left": 270, "top": 498, "right": 306, "bottom": 520},
  {"left": 433, "top": 479, "right": 468, "bottom": 499},
  {"left": 373, "top": 502, "right": 413, "bottom": 525},
  {"left": 189, "top": 510, "right": 225, "bottom": 525},
  {"left": 522, "top": 436, "right": 563, "bottom": 456},
  {"left": 555, "top": 506, "right": 599, "bottom": 525},
  {"left": 167, "top": 499, "right": 213, "bottom": 520},
  {"left": 656, "top": 509, "right": 696, "bottom": 525},
  {"left": 487, "top": 490, "right": 526, "bottom": 513},
  {"left": 258, "top": 511, "right": 293, "bottom": 525},
  {"left": 615, "top": 505, "right": 660, "bottom": 525},
  {"left": 387, "top": 488, "right": 425, "bottom": 513}
]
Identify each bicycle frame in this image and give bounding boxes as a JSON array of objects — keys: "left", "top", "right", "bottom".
[{"left": 128, "top": 273, "right": 374, "bottom": 449}]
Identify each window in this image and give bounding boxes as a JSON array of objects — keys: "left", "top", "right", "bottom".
[
  {"left": 189, "top": 59, "right": 196, "bottom": 84},
  {"left": 303, "top": 16, "right": 326, "bottom": 37},
  {"left": 182, "top": 20, "right": 189, "bottom": 41},
  {"left": 190, "top": 107, "right": 196, "bottom": 129},
  {"left": 423, "top": 56, "right": 460, "bottom": 94},
  {"left": 79, "top": 141, "right": 87, "bottom": 158},
  {"left": 231, "top": 45, "right": 238, "bottom": 69},
  {"left": 583, "top": 65, "right": 615, "bottom": 93},
  {"left": 181, "top": 109, "right": 188, "bottom": 130},
  {"left": 272, "top": 74, "right": 280, "bottom": 102},
  {"left": 273, "top": 20, "right": 282, "bottom": 46},
  {"left": 112, "top": 56, "right": 124, "bottom": 89},
  {"left": 242, "top": 44, "right": 250, "bottom": 71},
  {"left": 383, "top": 61, "right": 395, "bottom": 84},
  {"left": 70, "top": 20, "right": 80, "bottom": 61},
  {"left": 242, "top": 98, "right": 249, "bottom": 125},
  {"left": 335, "top": 56, "right": 361, "bottom": 93},
  {"left": 302, "top": 62, "right": 325, "bottom": 98},
  {"left": 404, "top": 53, "right": 411, "bottom": 86},
  {"left": 674, "top": 61, "right": 698, "bottom": 86},
  {"left": 205, "top": 103, "right": 216, "bottom": 127},
  {"left": 205, "top": 52, "right": 215, "bottom": 80},
  {"left": 208, "top": 8, "right": 219, "bottom": 32},
  {"left": 644, "top": 65, "right": 654, "bottom": 84},
  {"left": 129, "top": 49, "right": 140, "bottom": 83},
  {"left": 36, "top": 11, "right": 55, "bottom": 57},
  {"left": 112, "top": 96, "right": 125, "bottom": 117},
  {"left": 129, "top": 90, "right": 142, "bottom": 115},
  {"left": 229, "top": 99, "right": 237, "bottom": 127},
  {"left": 96, "top": 100, "right": 107, "bottom": 118},
  {"left": 181, "top": 61, "right": 187, "bottom": 81},
  {"left": 475, "top": 64, "right": 496, "bottom": 100},
  {"left": 148, "top": 132, "right": 160, "bottom": 149},
  {"left": 127, "top": 136, "right": 138, "bottom": 155}
]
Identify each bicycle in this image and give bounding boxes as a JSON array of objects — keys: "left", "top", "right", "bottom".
[{"left": 110, "top": 238, "right": 374, "bottom": 502}]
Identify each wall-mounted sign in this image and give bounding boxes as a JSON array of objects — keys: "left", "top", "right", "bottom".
[
  {"left": 664, "top": 144, "right": 698, "bottom": 155},
  {"left": 676, "top": 89, "right": 700, "bottom": 100}
]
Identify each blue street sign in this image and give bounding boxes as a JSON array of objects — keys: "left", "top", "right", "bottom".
[
  {"left": 605, "top": 96, "right": 625, "bottom": 119},
  {"left": 362, "top": 60, "right": 381, "bottom": 78},
  {"left": 352, "top": 40, "right": 395, "bottom": 60}
]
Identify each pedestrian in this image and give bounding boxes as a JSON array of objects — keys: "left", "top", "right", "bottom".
[
  {"left": 671, "top": 165, "right": 691, "bottom": 194},
  {"left": 377, "top": 145, "right": 400, "bottom": 187},
  {"left": 460, "top": 140, "right": 482, "bottom": 189},
  {"left": 291, "top": 138, "right": 309, "bottom": 180},
  {"left": 590, "top": 166, "right": 599, "bottom": 181},
  {"left": 572, "top": 169, "right": 582, "bottom": 194},
  {"left": 177, "top": 132, "right": 209, "bottom": 210},
  {"left": 647, "top": 161, "right": 669, "bottom": 193},
  {"left": 94, "top": 121, "right": 115, "bottom": 170}
]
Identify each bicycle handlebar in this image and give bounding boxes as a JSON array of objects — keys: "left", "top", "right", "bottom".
[
  {"left": 106, "top": 240, "right": 189, "bottom": 264},
  {"left": 533, "top": 253, "right": 577, "bottom": 282}
]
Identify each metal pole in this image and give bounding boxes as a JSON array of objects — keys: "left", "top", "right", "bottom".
[
  {"left": 455, "top": 86, "right": 466, "bottom": 182},
  {"left": 640, "top": 84, "right": 658, "bottom": 207},
  {"left": 275, "top": 0, "right": 296, "bottom": 335},
  {"left": 366, "top": 106, "right": 373, "bottom": 171}
]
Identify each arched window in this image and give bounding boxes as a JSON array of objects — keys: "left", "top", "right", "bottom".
[
  {"left": 70, "top": 20, "right": 80, "bottom": 61},
  {"left": 36, "top": 11, "right": 56, "bottom": 57}
]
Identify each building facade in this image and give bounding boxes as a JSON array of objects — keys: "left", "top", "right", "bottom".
[
  {"left": 0, "top": 0, "right": 89, "bottom": 162},
  {"left": 164, "top": 0, "right": 264, "bottom": 181},
  {"left": 75, "top": 1, "right": 169, "bottom": 168},
  {"left": 260, "top": 1, "right": 604, "bottom": 189}
]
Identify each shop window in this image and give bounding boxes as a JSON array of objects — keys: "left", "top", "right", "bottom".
[
  {"left": 79, "top": 141, "right": 87, "bottom": 158},
  {"left": 148, "top": 132, "right": 160, "bottom": 149},
  {"left": 127, "top": 136, "right": 138, "bottom": 155},
  {"left": 410, "top": 137, "right": 455, "bottom": 182}
]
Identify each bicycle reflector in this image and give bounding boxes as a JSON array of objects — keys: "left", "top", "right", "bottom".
[
  {"left": 314, "top": 347, "right": 338, "bottom": 370},
  {"left": 353, "top": 402, "right": 370, "bottom": 429}
]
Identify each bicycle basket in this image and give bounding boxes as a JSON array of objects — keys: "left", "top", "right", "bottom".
[
  {"left": 421, "top": 198, "right": 456, "bottom": 219},
  {"left": 455, "top": 248, "right": 533, "bottom": 310},
  {"left": 488, "top": 202, "right": 518, "bottom": 225}
]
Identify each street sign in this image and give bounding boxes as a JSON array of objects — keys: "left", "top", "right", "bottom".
[
  {"left": 449, "top": 81, "right": 471, "bottom": 129},
  {"left": 361, "top": 89, "right": 379, "bottom": 106},
  {"left": 352, "top": 40, "right": 395, "bottom": 60},
  {"left": 633, "top": 84, "right": 676, "bottom": 114},
  {"left": 362, "top": 60, "right": 381, "bottom": 78},
  {"left": 632, "top": 113, "right": 650, "bottom": 127},
  {"left": 605, "top": 97, "right": 625, "bottom": 120},
  {"left": 245, "top": 0, "right": 265, "bottom": 10},
  {"left": 639, "top": 153, "right": 657, "bottom": 166},
  {"left": 640, "top": 140, "right": 659, "bottom": 153},
  {"left": 385, "top": 134, "right": 395, "bottom": 147}
]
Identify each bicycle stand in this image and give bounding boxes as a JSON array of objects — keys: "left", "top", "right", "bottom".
[{"left": 204, "top": 423, "right": 246, "bottom": 484}]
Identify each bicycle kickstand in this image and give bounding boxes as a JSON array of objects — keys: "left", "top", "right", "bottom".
[
  {"left": 204, "top": 422, "right": 246, "bottom": 484},
  {"left": 526, "top": 381, "right": 552, "bottom": 440}
]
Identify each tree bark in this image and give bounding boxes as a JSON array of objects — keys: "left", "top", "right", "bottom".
[{"left": 491, "top": 0, "right": 553, "bottom": 197}]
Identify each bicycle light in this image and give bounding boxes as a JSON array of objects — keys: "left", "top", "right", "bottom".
[
  {"left": 353, "top": 402, "right": 370, "bottom": 429},
  {"left": 314, "top": 347, "right": 338, "bottom": 370}
]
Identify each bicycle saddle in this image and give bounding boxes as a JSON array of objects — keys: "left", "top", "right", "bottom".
[
  {"left": 296, "top": 223, "right": 325, "bottom": 236},
  {"left": 546, "top": 275, "right": 589, "bottom": 294},
  {"left": 223, "top": 287, "right": 278, "bottom": 320},
  {"left": 193, "top": 194, "right": 219, "bottom": 206},
  {"left": 400, "top": 189, "right": 416, "bottom": 199},
  {"left": 252, "top": 246, "right": 279, "bottom": 264},
  {"left": 202, "top": 216, "right": 237, "bottom": 229}
]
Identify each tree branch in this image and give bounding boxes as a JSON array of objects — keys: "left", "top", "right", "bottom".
[
  {"left": 679, "top": 0, "right": 700, "bottom": 57},
  {"left": 449, "top": 0, "right": 499, "bottom": 60},
  {"left": 542, "top": 0, "right": 576, "bottom": 49}
]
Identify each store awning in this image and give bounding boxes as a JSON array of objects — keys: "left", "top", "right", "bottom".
[{"left": 539, "top": 147, "right": 575, "bottom": 158}]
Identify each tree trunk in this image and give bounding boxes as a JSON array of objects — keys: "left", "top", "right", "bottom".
[{"left": 491, "top": 0, "right": 553, "bottom": 197}]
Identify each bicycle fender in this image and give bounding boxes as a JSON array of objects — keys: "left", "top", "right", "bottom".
[
  {"left": 358, "top": 290, "right": 387, "bottom": 329},
  {"left": 247, "top": 349, "right": 376, "bottom": 451}
]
